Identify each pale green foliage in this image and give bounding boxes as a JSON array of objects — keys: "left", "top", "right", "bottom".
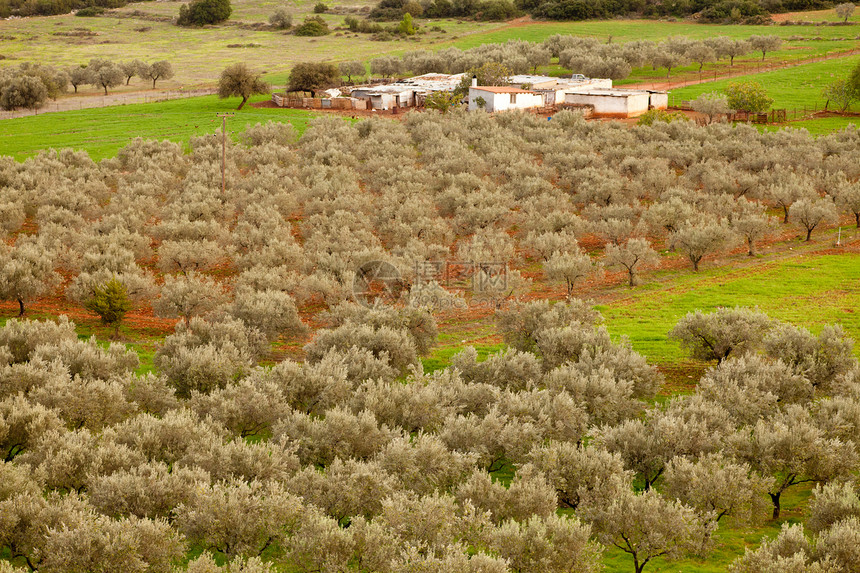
[
  {"left": 176, "top": 479, "right": 305, "bottom": 557},
  {"left": 153, "top": 271, "right": 228, "bottom": 324},
  {"left": 544, "top": 249, "right": 602, "bottom": 298},
  {"left": 791, "top": 196, "right": 838, "bottom": 241},
  {"left": 228, "top": 288, "right": 306, "bottom": 341},
  {"left": 451, "top": 346, "right": 541, "bottom": 391},
  {"left": 747, "top": 35, "right": 782, "bottom": 61},
  {"left": 488, "top": 514, "right": 603, "bottom": 573},
  {"left": 732, "top": 405, "right": 859, "bottom": 519},
  {"left": 698, "top": 354, "right": 812, "bottom": 424},
  {"left": 40, "top": 514, "right": 185, "bottom": 573},
  {"left": 670, "top": 221, "right": 737, "bottom": 271},
  {"left": 0, "top": 240, "right": 61, "bottom": 316},
  {"left": 273, "top": 407, "right": 399, "bottom": 467},
  {"left": 89, "top": 462, "right": 209, "bottom": 520},
  {"left": 305, "top": 322, "right": 419, "bottom": 376},
  {"left": 0, "top": 394, "right": 63, "bottom": 461},
  {"left": 496, "top": 299, "right": 602, "bottom": 354},
  {"left": 155, "top": 317, "right": 266, "bottom": 397},
  {"left": 581, "top": 488, "right": 715, "bottom": 573},
  {"left": 662, "top": 452, "right": 772, "bottom": 524},
  {"left": 691, "top": 92, "right": 731, "bottom": 124},
  {"left": 603, "top": 238, "right": 660, "bottom": 286},
  {"left": 527, "top": 442, "right": 630, "bottom": 510},
  {"left": 808, "top": 481, "right": 860, "bottom": 533},
  {"left": 323, "top": 302, "right": 438, "bottom": 355},
  {"left": 669, "top": 306, "right": 774, "bottom": 363},
  {"left": 763, "top": 323, "right": 857, "bottom": 393},
  {"left": 835, "top": 2, "right": 855, "bottom": 22}
]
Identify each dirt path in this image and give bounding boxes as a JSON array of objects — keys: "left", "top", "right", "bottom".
[
  {"left": 0, "top": 87, "right": 218, "bottom": 120},
  {"left": 624, "top": 46, "right": 860, "bottom": 91}
]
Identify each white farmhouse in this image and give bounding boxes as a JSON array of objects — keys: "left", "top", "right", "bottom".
[
  {"left": 468, "top": 85, "right": 544, "bottom": 112},
  {"left": 562, "top": 88, "right": 667, "bottom": 118}
]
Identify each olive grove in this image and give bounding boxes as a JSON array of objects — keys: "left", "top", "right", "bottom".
[{"left": 0, "top": 109, "right": 858, "bottom": 572}]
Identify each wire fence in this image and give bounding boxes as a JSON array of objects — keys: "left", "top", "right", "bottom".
[{"left": 0, "top": 88, "right": 219, "bottom": 120}]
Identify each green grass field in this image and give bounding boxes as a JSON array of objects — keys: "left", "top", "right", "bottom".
[
  {"left": 672, "top": 54, "right": 860, "bottom": 113},
  {"left": 0, "top": 94, "right": 321, "bottom": 160},
  {"left": 1, "top": 0, "right": 858, "bottom": 89},
  {"left": 597, "top": 252, "right": 860, "bottom": 364}
]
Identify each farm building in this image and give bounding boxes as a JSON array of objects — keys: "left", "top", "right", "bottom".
[
  {"left": 562, "top": 88, "right": 668, "bottom": 118},
  {"left": 468, "top": 85, "right": 545, "bottom": 112},
  {"left": 348, "top": 73, "right": 464, "bottom": 110}
]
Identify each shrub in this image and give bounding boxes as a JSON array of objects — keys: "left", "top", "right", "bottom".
[
  {"left": 313, "top": 1, "right": 328, "bottom": 12},
  {"left": 724, "top": 80, "right": 773, "bottom": 114},
  {"left": 637, "top": 109, "right": 687, "bottom": 126},
  {"left": 177, "top": 0, "right": 232, "bottom": 26},
  {"left": 269, "top": 7, "right": 292, "bottom": 28},
  {"left": 293, "top": 16, "right": 330, "bottom": 36}
]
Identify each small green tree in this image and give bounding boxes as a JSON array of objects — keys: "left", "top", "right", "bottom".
[
  {"left": 84, "top": 278, "right": 133, "bottom": 338},
  {"left": 424, "top": 91, "right": 461, "bottom": 113},
  {"left": 288, "top": 62, "right": 339, "bottom": 96},
  {"left": 724, "top": 81, "right": 772, "bottom": 114},
  {"left": 398, "top": 12, "right": 415, "bottom": 35},
  {"left": 822, "top": 79, "right": 858, "bottom": 112}
]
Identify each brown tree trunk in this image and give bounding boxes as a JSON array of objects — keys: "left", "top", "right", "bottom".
[
  {"left": 17, "top": 298, "right": 25, "bottom": 317},
  {"left": 805, "top": 228, "right": 813, "bottom": 241},
  {"left": 855, "top": 213, "right": 859, "bottom": 228},
  {"left": 747, "top": 237, "right": 756, "bottom": 256},
  {"left": 237, "top": 96, "right": 248, "bottom": 110},
  {"left": 770, "top": 492, "right": 781, "bottom": 519},
  {"left": 152, "top": 78, "right": 157, "bottom": 89}
]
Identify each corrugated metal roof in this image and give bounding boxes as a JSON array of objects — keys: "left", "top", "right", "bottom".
[{"left": 472, "top": 86, "right": 536, "bottom": 94}]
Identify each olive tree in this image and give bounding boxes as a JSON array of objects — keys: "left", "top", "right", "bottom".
[
  {"left": 748, "top": 35, "right": 782, "bottom": 61},
  {"left": 544, "top": 249, "right": 602, "bottom": 298},
  {"left": 662, "top": 452, "right": 772, "bottom": 525},
  {"left": 339, "top": 61, "right": 365, "bottom": 83},
  {"left": 835, "top": 2, "right": 855, "bottom": 23},
  {"left": 791, "top": 196, "right": 838, "bottom": 241},
  {"left": 136, "top": 61, "right": 174, "bottom": 89},
  {"left": 834, "top": 181, "right": 860, "bottom": 227},
  {"left": 153, "top": 271, "right": 228, "bottom": 325},
  {"left": 88, "top": 59, "right": 124, "bottom": 95},
  {"left": 669, "top": 307, "right": 774, "bottom": 363},
  {"left": 0, "top": 241, "right": 61, "bottom": 317},
  {"left": 218, "top": 63, "right": 270, "bottom": 110},
  {"left": 603, "top": 238, "right": 660, "bottom": 287},
  {"left": 691, "top": 92, "right": 732, "bottom": 124},
  {"left": 670, "top": 221, "right": 737, "bottom": 272},
  {"left": 732, "top": 405, "right": 858, "bottom": 519},
  {"left": 581, "top": 487, "right": 715, "bottom": 573}
]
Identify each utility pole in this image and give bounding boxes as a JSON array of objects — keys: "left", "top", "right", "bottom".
[{"left": 216, "top": 113, "right": 234, "bottom": 194}]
